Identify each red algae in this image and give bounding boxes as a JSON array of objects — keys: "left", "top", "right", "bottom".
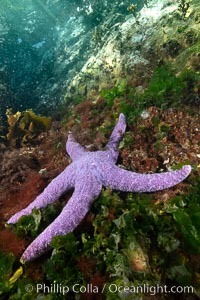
[
  {"left": 0, "top": 229, "right": 26, "bottom": 258},
  {"left": 1, "top": 172, "right": 46, "bottom": 222}
]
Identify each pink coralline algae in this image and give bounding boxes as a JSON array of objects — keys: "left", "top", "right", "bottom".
[{"left": 7, "top": 113, "right": 192, "bottom": 262}]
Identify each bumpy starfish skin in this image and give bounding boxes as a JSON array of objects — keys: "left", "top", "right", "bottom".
[{"left": 7, "top": 113, "right": 191, "bottom": 262}]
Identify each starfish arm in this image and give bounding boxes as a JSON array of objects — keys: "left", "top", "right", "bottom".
[
  {"left": 21, "top": 179, "right": 102, "bottom": 262},
  {"left": 66, "top": 132, "right": 86, "bottom": 161},
  {"left": 7, "top": 164, "right": 75, "bottom": 224},
  {"left": 105, "top": 113, "right": 126, "bottom": 162},
  {"left": 104, "top": 165, "right": 192, "bottom": 192}
]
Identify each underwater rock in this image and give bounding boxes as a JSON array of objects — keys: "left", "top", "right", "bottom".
[
  {"left": 162, "top": 39, "right": 182, "bottom": 58},
  {"left": 1, "top": 0, "right": 200, "bottom": 120},
  {"left": 0, "top": 149, "right": 40, "bottom": 193},
  {"left": 63, "top": 0, "right": 200, "bottom": 104}
]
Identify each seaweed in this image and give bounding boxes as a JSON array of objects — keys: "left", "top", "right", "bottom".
[
  {"left": 178, "top": 0, "right": 190, "bottom": 18},
  {"left": 144, "top": 65, "right": 186, "bottom": 109},
  {"left": 0, "top": 252, "right": 15, "bottom": 295},
  {"left": 6, "top": 109, "right": 51, "bottom": 147},
  {"left": 100, "top": 79, "right": 128, "bottom": 108},
  {"left": 100, "top": 65, "right": 199, "bottom": 125}
]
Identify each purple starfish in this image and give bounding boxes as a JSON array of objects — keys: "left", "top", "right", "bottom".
[{"left": 7, "top": 113, "right": 191, "bottom": 262}]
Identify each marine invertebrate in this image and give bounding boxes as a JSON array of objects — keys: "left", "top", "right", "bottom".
[{"left": 7, "top": 114, "right": 191, "bottom": 262}]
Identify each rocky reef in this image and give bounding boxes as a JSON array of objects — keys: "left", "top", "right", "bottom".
[
  {"left": 65, "top": 0, "right": 200, "bottom": 103},
  {"left": 0, "top": 0, "right": 200, "bottom": 299},
  {"left": 1, "top": 0, "right": 199, "bottom": 124}
]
